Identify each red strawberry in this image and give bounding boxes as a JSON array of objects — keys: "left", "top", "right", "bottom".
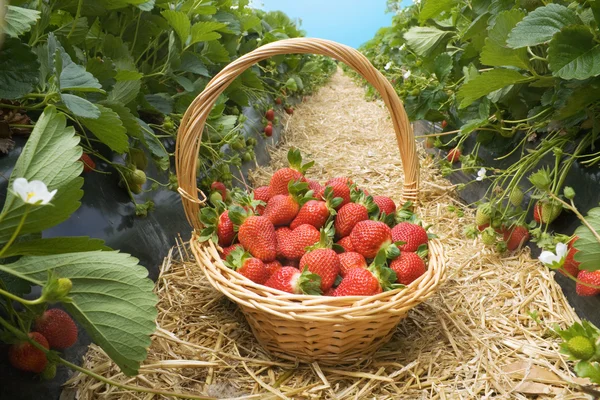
[
  {"left": 350, "top": 220, "right": 393, "bottom": 259},
  {"left": 391, "top": 222, "right": 429, "bottom": 252},
  {"left": 424, "top": 137, "right": 435, "bottom": 149},
  {"left": 8, "top": 332, "right": 49, "bottom": 373},
  {"left": 262, "top": 181, "right": 314, "bottom": 226},
  {"left": 34, "top": 309, "right": 78, "bottom": 350},
  {"left": 220, "top": 243, "right": 244, "bottom": 259},
  {"left": 335, "top": 203, "right": 369, "bottom": 238},
  {"left": 300, "top": 248, "right": 341, "bottom": 292},
  {"left": 307, "top": 180, "right": 323, "bottom": 196},
  {"left": 280, "top": 224, "right": 320, "bottom": 260},
  {"left": 80, "top": 153, "right": 95, "bottom": 173},
  {"left": 265, "top": 109, "right": 275, "bottom": 121},
  {"left": 210, "top": 181, "right": 227, "bottom": 201},
  {"left": 225, "top": 248, "right": 271, "bottom": 284},
  {"left": 275, "top": 97, "right": 283, "bottom": 105},
  {"left": 264, "top": 267, "right": 321, "bottom": 294},
  {"left": 373, "top": 196, "right": 396, "bottom": 216},
  {"left": 291, "top": 187, "right": 342, "bottom": 230},
  {"left": 561, "top": 237, "right": 580, "bottom": 277},
  {"left": 322, "top": 177, "right": 352, "bottom": 209},
  {"left": 339, "top": 252, "right": 367, "bottom": 277},
  {"left": 447, "top": 148, "right": 461, "bottom": 163},
  {"left": 264, "top": 124, "right": 273, "bottom": 137},
  {"left": 229, "top": 206, "right": 277, "bottom": 262},
  {"left": 199, "top": 207, "right": 235, "bottom": 247},
  {"left": 576, "top": 271, "right": 600, "bottom": 296},
  {"left": 337, "top": 236, "right": 355, "bottom": 252},
  {"left": 441, "top": 120, "right": 448, "bottom": 129},
  {"left": 333, "top": 268, "right": 380, "bottom": 296},
  {"left": 264, "top": 260, "right": 282, "bottom": 277},
  {"left": 502, "top": 225, "right": 529, "bottom": 251},
  {"left": 269, "top": 148, "right": 312, "bottom": 195},
  {"left": 389, "top": 252, "right": 426, "bottom": 285},
  {"left": 275, "top": 227, "right": 292, "bottom": 258},
  {"left": 285, "top": 107, "right": 294, "bottom": 115},
  {"left": 533, "top": 203, "right": 542, "bottom": 223},
  {"left": 477, "top": 223, "right": 490, "bottom": 231},
  {"left": 253, "top": 186, "right": 271, "bottom": 215}
]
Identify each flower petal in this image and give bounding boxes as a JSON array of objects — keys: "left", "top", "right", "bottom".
[{"left": 556, "top": 242, "right": 568, "bottom": 259}]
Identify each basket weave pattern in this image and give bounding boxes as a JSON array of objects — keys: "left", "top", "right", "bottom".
[{"left": 177, "top": 38, "right": 447, "bottom": 365}]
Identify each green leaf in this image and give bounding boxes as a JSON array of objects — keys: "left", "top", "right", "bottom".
[
  {"left": 178, "top": 52, "right": 210, "bottom": 76},
  {"left": 0, "top": 251, "right": 157, "bottom": 376},
  {"left": 189, "top": 21, "right": 226, "bottom": 45},
  {"left": 100, "top": 101, "right": 142, "bottom": 139},
  {"left": 462, "top": 13, "right": 490, "bottom": 41},
  {"left": 557, "top": 82, "right": 600, "bottom": 119},
  {"left": 203, "top": 40, "right": 230, "bottom": 63},
  {"left": 457, "top": 69, "right": 532, "bottom": 108},
  {"left": 480, "top": 9, "right": 529, "bottom": 70},
  {"left": 240, "top": 14, "right": 261, "bottom": 32},
  {"left": 53, "top": 17, "right": 89, "bottom": 45},
  {"left": 1, "top": 237, "right": 110, "bottom": 257},
  {"left": 161, "top": 10, "right": 190, "bottom": 45},
  {"left": 213, "top": 11, "right": 241, "bottom": 35},
  {"left": 433, "top": 53, "right": 453, "bottom": 81},
  {"left": 548, "top": 26, "right": 600, "bottom": 81},
  {"left": 404, "top": 26, "right": 453, "bottom": 57},
  {"left": 107, "top": 79, "right": 141, "bottom": 105},
  {"left": 80, "top": 104, "right": 129, "bottom": 153},
  {"left": 419, "top": 0, "right": 456, "bottom": 23},
  {"left": 3, "top": 5, "right": 41, "bottom": 37},
  {"left": 137, "top": 119, "right": 169, "bottom": 169},
  {"left": 507, "top": 4, "right": 581, "bottom": 48},
  {"left": 0, "top": 106, "right": 82, "bottom": 243},
  {"left": 574, "top": 207, "right": 600, "bottom": 271},
  {"left": 574, "top": 361, "right": 600, "bottom": 385},
  {"left": 144, "top": 93, "right": 173, "bottom": 114},
  {"left": 50, "top": 34, "right": 102, "bottom": 92},
  {"left": 61, "top": 94, "right": 101, "bottom": 119},
  {"left": 0, "top": 38, "right": 40, "bottom": 99}
]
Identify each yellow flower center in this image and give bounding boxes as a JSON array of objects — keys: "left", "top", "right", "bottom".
[{"left": 26, "top": 192, "right": 36, "bottom": 201}]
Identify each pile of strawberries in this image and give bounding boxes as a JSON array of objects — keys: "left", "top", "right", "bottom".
[
  {"left": 201, "top": 148, "right": 432, "bottom": 297},
  {"left": 8, "top": 309, "right": 78, "bottom": 376}
]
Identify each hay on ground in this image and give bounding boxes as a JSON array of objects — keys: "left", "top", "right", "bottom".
[{"left": 67, "top": 71, "right": 587, "bottom": 399}]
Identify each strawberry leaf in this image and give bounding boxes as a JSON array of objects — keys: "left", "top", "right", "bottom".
[
  {"left": 298, "top": 267, "right": 322, "bottom": 295},
  {"left": 574, "top": 206, "right": 600, "bottom": 271}
]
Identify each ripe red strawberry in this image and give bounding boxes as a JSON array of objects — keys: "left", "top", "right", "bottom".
[
  {"left": 391, "top": 222, "right": 429, "bottom": 252},
  {"left": 339, "top": 252, "right": 367, "bottom": 277},
  {"left": 300, "top": 248, "right": 341, "bottom": 292},
  {"left": 34, "top": 309, "right": 78, "bottom": 349},
  {"left": 533, "top": 202, "right": 542, "bottom": 223},
  {"left": 280, "top": 224, "right": 320, "bottom": 260},
  {"left": 264, "top": 267, "right": 321, "bottom": 294},
  {"left": 253, "top": 186, "right": 271, "bottom": 215},
  {"left": 8, "top": 332, "right": 49, "bottom": 373},
  {"left": 285, "top": 107, "right": 294, "bottom": 115},
  {"left": 265, "top": 109, "right": 275, "bottom": 121},
  {"left": 307, "top": 180, "right": 323, "bottom": 197},
  {"left": 269, "top": 148, "right": 312, "bottom": 195},
  {"left": 275, "top": 227, "right": 292, "bottom": 258},
  {"left": 502, "top": 225, "right": 529, "bottom": 251},
  {"left": 210, "top": 181, "right": 227, "bottom": 201},
  {"left": 350, "top": 220, "right": 393, "bottom": 259},
  {"left": 275, "top": 97, "right": 283, "bottom": 105},
  {"left": 264, "top": 124, "right": 273, "bottom": 137},
  {"left": 424, "top": 137, "right": 435, "bottom": 149},
  {"left": 220, "top": 243, "right": 243, "bottom": 259},
  {"left": 337, "top": 236, "right": 355, "bottom": 252},
  {"left": 322, "top": 177, "right": 352, "bottom": 209},
  {"left": 561, "top": 237, "right": 580, "bottom": 277},
  {"left": 441, "top": 120, "right": 448, "bottom": 129},
  {"left": 333, "top": 268, "right": 381, "bottom": 296},
  {"left": 290, "top": 187, "right": 341, "bottom": 230},
  {"left": 264, "top": 260, "right": 282, "bottom": 277},
  {"left": 447, "top": 148, "right": 461, "bottom": 163},
  {"left": 373, "top": 196, "right": 396, "bottom": 216},
  {"left": 225, "top": 248, "right": 271, "bottom": 284},
  {"left": 229, "top": 206, "right": 277, "bottom": 262},
  {"left": 199, "top": 206, "right": 235, "bottom": 247},
  {"left": 335, "top": 203, "right": 369, "bottom": 237},
  {"left": 389, "top": 252, "right": 426, "bottom": 285},
  {"left": 262, "top": 181, "right": 313, "bottom": 226},
  {"left": 80, "top": 153, "right": 95, "bottom": 173},
  {"left": 576, "top": 271, "right": 600, "bottom": 296}
]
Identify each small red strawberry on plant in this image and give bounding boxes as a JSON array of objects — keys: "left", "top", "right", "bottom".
[
  {"left": 502, "top": 225, "right": 530, "bottom": 251},
  {"left": 80, "top": 153, "right": 95, "bottom": 173},
  {"left": 299, "top": 225, "right": 341, "bottom": 292},
  {"left": 561, "top": 237, "right": 580, "bottom": 277},
  {"left": 199, "top": 203, "right": 236, "bottom": 247},
  {"left": 264, "top": 124, "right": 273, "bottom": 137},
  {"left": 280, "top": 224, "right": 320, "bottom": 260},
  {"left": 210, "top": 181, "right": 228, "bottom": 202},
  {"left": 339, "top": 252, "right": 367, "bottom": 277},
  {"left": 229, "top": 205, "right": 277, "bottom": 262},
  {"left": 290, "top": 187, "right": 342, "bottom": 230},
  {"left": 285, "top": 107, "right": 294, "bottom": 115},
  {"left": 265, "top": 109, "right": 275, "bottom": 121},
  {"left": 225, "top": 247, "right": 271, "bottom": 284},
  {"left": 350, "top": 220, "right": 398, "bottom": 259},
  {"left": 336, "top": 236, "right": 355, "bottom": 252},
  {"left": 390, "top": 252, "right": 426, "bottom": 285},
  {"left": 576, "top": 271, "right": 600, "bottom": 296},
  {"left": 264, "top": 267, "right": 322, "bottom": 295},
  {"left": 424, "top": 137, "right": 435, "bottom": 149},
  {"left": 34, "top": 309, "right": 78, "bottom": 350},
  {"left": 391, "top": 222, "right": 429, "bottom": 252},
  {"left": 373, "top": 196, "right": 396, "bottom": 216},
  {"left": 269, "top": 148, "right": 312, "bottom": 195},
  {"left": 263, "top": 181, "right": 315, "bottom": 226},
  {"left": 275, "top": 97, "right": 283, "bottom": 105},
  {"left": 447, "top": 147, "right": 461, "bottom": 163},
  {"left": 441, "top": 120, "right": 448, "bottom": 129},
  {"left": 9, "top": 332, "right": 49, "bottom": 373}
]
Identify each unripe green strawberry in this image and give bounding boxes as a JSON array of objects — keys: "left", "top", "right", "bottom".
[
  {"left": 41, "top": 363, "right": 57, "bottom": 380},
  {"left": 475, "top": 204, "right": 491, "bottom": 226},
  {"left": 566, "top": 336, "right": 595, "bottom": 360},
  {"left": 508, "top": 188, "right": 524, "bottom": 207},
  {"left": 481, "top": 228, "right": 496, "bottom": 246},
  {"left": 131, "top": 169, "right": 147, "bottom": 185},
  {"left": 541, "top": 201, "right": 562, "bottom": 224}
]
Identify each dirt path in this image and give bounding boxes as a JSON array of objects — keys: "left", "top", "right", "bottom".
[{"left": 72, "top": 71, "right": 582, "bottom": 399}]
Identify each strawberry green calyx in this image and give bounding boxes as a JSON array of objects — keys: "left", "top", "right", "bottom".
[
  {"left": 307, "top": 222, "right": 335, "bottom": 251},
  {"left": 227, "top": 205, "right": 254, "bottom": 229},
  {"left": 556, "top": 321, "right": 600, "bottom": 363},
  {"left": 224, "top": 247, "right": 250, "bottom": 271},
  {"left": 287, "top": 147, "right": 314, "bottom": 173},
  {"left": 349, "top": 187, "right": 379, "bottom": 217},
  {"left": 198, "top": 201, "right": 227, "bottom": 243},
  {"left": 368, "top": 261, "right": 402, "bottom": 292},
  {"left": 322, "top": 186, "right": 343, "bottom": 214},
  {"left": 395, "top": 201, "right": 418, "bottom": 223},
  {"left": 41, "top": 274, "right": 73, "bottom": 303},
  {"left": 232, "top": 192, "right": 265, "bottom": 213},
  {"left": 287, "top": 180, "right": 315, "bottom": 206},
  {"left": 529, "top": 168, "right": 552, "bottom": 191},
  {"left": 297, "top": 267, "right": 322, "bottom": 295}
]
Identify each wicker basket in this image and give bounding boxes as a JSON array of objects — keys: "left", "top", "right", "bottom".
[{"left": 175, "top": 38, "right": 447, "bottom": 365}]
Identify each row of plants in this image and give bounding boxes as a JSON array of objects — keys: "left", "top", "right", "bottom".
[
  {"left": 350, "top": 0, "right": 600, "bottom": 386},
  {"left": 0, "top": 0, "right": 334, "bottom": 391}
]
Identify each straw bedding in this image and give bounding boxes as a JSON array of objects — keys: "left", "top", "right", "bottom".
[{"left": 67, "top": 71, "right": 587, "bottom": 399}]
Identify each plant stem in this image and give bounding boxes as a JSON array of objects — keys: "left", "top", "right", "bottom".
[
  {"left": 0, "top": 287, "right": 44, "bottom": 306},
  {"left": 68, "top": 0, "right": 83, "bottom": 40},
  {"left": 549, "top": 194, "right": 600, "bottom": 246},
  {"left": 0, "top": 206, "right": 30, "bottom": 258}
]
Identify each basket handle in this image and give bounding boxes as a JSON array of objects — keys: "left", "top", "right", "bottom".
[{"left": 176, "top": 38, "right": 419, "bottom": 230}]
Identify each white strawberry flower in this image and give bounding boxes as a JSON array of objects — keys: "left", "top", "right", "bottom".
[
  {"left": 539, "top": 242, "right": 568, "bottom": 269},
  {"left": 13, "top": 178, "right": 57, "bottom": 205},
  {"left": 384, "top": 61, "right": 393, "bottom": 70},
  {"left": 403, "top": 70, "right": 412, "bottom": 79},
  {"left": 399, "top": 44, "right": 406, "bottom": 51},
  {"left": 476, "top": 168, "right": 486, "bottom": 181}
]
